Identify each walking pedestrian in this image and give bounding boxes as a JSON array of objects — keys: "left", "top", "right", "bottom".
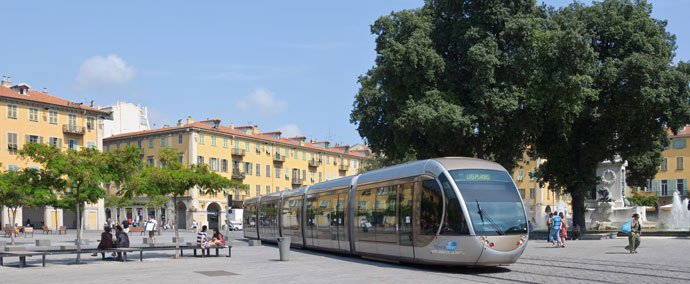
[
  {"left": 546, "top": 213, "right": 554, "bottom": 244},
  {"left": 559, "top": 212, "right": 567, "bottom": 248},
  {"left": 625, "top": 213, "right": 642, "bottom": 254},
  {"left": 145, "top": 217, "right": 157, "bottom": 244},
  {"left": 550, "top": 212, "right": 562, "bottom": 247}
]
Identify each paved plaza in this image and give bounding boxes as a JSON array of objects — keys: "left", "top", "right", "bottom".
[{"left": 1, "top": 230, "right": 688, "bottom": 283}]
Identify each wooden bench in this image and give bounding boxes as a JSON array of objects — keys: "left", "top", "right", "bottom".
[
  {"left": 180, "top": 245, "right": 232, "bottom": 258},
  {"left": 128, "top": 226, "right": 144, "bottom": 236},
  {"left": 58, "top": 226, "right": 67, "bottom": 235},
  {"left": 41, "top": 226, "right": 52, "bottom": 234},
  {"left": 23, "top": 227, "right": 34, "bottom": 238}
]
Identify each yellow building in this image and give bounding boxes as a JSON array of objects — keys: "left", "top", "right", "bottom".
[
  {"left": 647, "top": 127, "right": 690, "bottom": 204},
  {"left": 512, "top": 152, "right": 569, "bottom": 227},
  {"left": 103, "top": 117, "right": 369, "bottom": 230},
  {"left": 0, "top": 78, "right": 111, "bottom": 229}
]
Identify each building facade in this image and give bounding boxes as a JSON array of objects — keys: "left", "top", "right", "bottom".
[
  {"left": 103, "top": 117, "right": 369, "bottom": 230},
  {"left": 0, "top": 77, "right": 111, "bottom": 229},
  {"left": 101, "top": 101, "right": 150, "bottom": 137},
  {"left": 647, "top": 127, "right": 690, "bottom": 204}
]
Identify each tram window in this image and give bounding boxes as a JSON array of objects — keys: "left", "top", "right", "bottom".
[
  {"left": 420, "top": 180, "right": 442, "bottom": 235},
  {"left": 439, "top": 174, "right": 469, "bottom": 235}
]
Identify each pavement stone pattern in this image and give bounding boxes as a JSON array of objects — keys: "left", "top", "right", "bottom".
[{"left": 1, "top": 230, "right": 688, "bottom": 284}]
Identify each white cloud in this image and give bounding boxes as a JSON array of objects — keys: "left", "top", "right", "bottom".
[
  {"left": 74, "top": 54, "right": 135, "bottom": 90},
  {"left": 236, "top": 88, "right": 288, "bottom": 115},
  {"left": 277, "top": 124, "right": 301, "bottom": 138}
]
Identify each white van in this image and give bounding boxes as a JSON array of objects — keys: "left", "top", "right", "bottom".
[{"left": 226, "top": 208, "right": 244, "bottom": 231}]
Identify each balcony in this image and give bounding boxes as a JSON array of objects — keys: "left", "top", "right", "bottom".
[
  {"left": 291, "top": 177, "right": 303, "bottom": 185},
  {"left": 62, "top": 124, "right": 85, "bottom": 135},
  {"left": 273, "top": 153, "right": 286, "bottom": 163},
  {"left": 308, "top": 159, "right": 322, "bottom": 167},
  {"left": 231, "top": 148, "right": 246, "bottom": 157},
  {"left": 232, "top": 169, "right": 246, "bottom": 180},
  {"left": 339, "top": 164, "right": 350, "bottom": 171}
]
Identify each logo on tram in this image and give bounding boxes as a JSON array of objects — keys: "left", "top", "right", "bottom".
[{"left": 431, "top": 240, "right": 462, "bottom": 254}]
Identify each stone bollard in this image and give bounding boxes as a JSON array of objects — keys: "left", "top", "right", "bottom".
[
  {"left": 36, "top": 240, "right": 51, "bottom": 246},
  {"left": 248, "top": 239, "right": 262, "bottom": 246}
]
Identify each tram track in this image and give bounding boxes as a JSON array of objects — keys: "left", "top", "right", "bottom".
[{"left": 520, "top": 256, "right": 690, "bottom": 274}]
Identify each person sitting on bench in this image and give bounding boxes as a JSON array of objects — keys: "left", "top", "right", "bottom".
[
  {"left": 208, "top": 228, "right": 226, "bottom": 247},
  {"left": 114, "top": 225, "right": 130, "bottom": 261},
  {"left": 92, "top": 226, "right": 114, "bottom": 257}
]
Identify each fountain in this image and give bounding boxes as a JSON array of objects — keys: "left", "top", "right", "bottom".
[
  {"left": 587, "top": 158, "right": 647, "bottom": 230},
  {"left": 659, "top": 191, "right": 690, "bottom": 230}
]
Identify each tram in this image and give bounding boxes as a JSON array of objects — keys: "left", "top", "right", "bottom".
[{"left": 243, "top": 157, "right": 528, "bottom": 266}]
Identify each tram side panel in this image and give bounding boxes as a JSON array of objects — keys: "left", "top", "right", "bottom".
[
  {"left": 280, "top": 195, "right": 304, "bottom": 247},
  {"left": 259, "top": 200, "right": 280, "bottom": 242},
  {"left": 243, "top": 202, "right": 259, "bottom": 239}
]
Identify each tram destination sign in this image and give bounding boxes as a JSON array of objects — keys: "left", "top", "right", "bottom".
[{"left": 451, "top": 169, "right": 511, "bottom": 183}]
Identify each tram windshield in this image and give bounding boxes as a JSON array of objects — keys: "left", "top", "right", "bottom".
[{"left": 449, "top": 169, "right": 527, "bottom": 235}]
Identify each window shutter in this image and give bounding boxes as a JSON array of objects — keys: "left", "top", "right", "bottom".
[
  {"left": 684, "top": 179, "right": 688, "bottom": 195},
  {"left": 58, "top": 138, "right": 62, "bottom": 148},
  {"left": 39, "top": 136, "right": 44, "bottom": 144}
]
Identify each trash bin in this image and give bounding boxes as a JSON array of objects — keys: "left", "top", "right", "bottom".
[{"left": 277, "top": 237, "right": 290, "bottom": 261}]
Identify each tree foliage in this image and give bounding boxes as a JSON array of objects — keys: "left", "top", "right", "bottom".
[{"left": 352, "top": 0, "right": 690, "bottom": 232}]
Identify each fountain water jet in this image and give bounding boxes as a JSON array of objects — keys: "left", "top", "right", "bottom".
[{"left": 660, "top": 191, "right": 690, "bottom": 230}]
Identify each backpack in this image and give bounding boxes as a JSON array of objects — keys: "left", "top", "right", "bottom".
[{"left": 620, "top": 220, "right": 632, "bottom": 234}]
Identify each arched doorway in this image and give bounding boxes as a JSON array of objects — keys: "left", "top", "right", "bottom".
[
  {"left": 176, "top": 202, "right": 187, "bottom": 230},
  {"left": 207, "top": 202, "right": 221, "bottom": 230}
]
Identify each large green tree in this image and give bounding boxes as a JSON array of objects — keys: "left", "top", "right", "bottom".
[
  {"left": 351, "top": 0, "right": 540, "bottom": 171},
  {"left": 121, "top": 147, "right": 246, "bottom": 259},
  {"left": 529, "top": 0, "right": 690, "bottom": 232},
  {"left": 21, "top": 144, "right": 142, "bottom": 263}
]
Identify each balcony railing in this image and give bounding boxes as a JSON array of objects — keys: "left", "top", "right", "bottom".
[
  {"left": 232, "top": 169, "right": 246, "bottom": 180},
  {"left": 308, "top": 159, "right": 322, "bottom": 167},
  {"left": 291, "top": 177, "right": 303, "bottom": 185},
  {"left": 231, "top": 149, "right": 246, "bottom": 156},
  {"left": 273, "top": 153, "right": 286, "bottom": 163},
  {"left": 339, "top": 164, "right": 350, "bottom": 171},
  {"left": 62, "top": 124, "right": 85, "bottom": 135}
]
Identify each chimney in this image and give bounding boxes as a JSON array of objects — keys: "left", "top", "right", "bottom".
[
  {"left": 186, "top": 116, "right": 194, "bottom": 124},
  {"left": 229, "top": 123, "right": 234, "bottom": 129},
  {"left": 177, "top": 119, "right": 183, "bottom": 127},
  {"left": 1, "top": 76, "right": 11, "bottom": 87}
]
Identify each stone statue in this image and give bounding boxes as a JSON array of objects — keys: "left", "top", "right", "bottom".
[{"left": 597, "top": 188, "right": 612, "bottom": 202}]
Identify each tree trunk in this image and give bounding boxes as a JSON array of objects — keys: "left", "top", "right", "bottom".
[
  {"left": 571, "top": 190, "right": 587, "bottom": 234},
  {"left": 10, "top": 207, "right": 17, "bottom": 245},
  {"left": 173, "top": 195, "right": 180, "bottom": 259},
  {"left": 75, "top": 201, "right": 82, "bottom": 264}
]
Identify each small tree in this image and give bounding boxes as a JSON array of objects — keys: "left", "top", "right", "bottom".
[
  {"left": 21, "top": 143, "right": 141, "bottom": 264},
  {"left": 0, "top": 167, "right": 61, "bottom": 245},
  {"left": 123, "top": 147, "right": 246, "bottom": 259}
]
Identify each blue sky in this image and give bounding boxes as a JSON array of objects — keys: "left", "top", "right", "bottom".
[{"left": 2, "top": 1, "right": 688, "bottom": 146}]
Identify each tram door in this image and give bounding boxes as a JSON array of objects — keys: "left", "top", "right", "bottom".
[
  {"left": 334, "top": 192, "right": 348, "bottom": 252},
  {"left": 398, "top": 182, "right": 415, "bottom": 259},
  {"left": 375, "top": 185, "right": 398, "bottom": 256},
  {"left": 305, "top": 196, "right": 317, "bottom": 247}
]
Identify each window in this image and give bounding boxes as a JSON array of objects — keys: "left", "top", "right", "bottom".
[
  {"left": 529, "top": 188, "right": 536, "bottom": 199},
  {"left": 677, "top": 179, "right": 685, "bottom": 194},
  {"left": 302, "top": 151, "right": 306, "bottom": 161},
  {"left": 517, "top": 170, "right": 524, "bottom": 182},
  {"left": 68, "top": 114, "right": 77, "bottom": 127},
  {"left": 266, "top": 165, "right": 270, "bottom": 177},
  {"left": 160, "top": 137, "right": 166, "bottom": 147},
  {"left": 48, "top": 110, "right": 58, "bottom": 124},
  {"left": 326, "top": 155, "right": 330, "bottom": 164},
  {"left": 276, "top": 186, "right": 280, "bottom": 193},
  {"left": 7, "top": 165, "right": 19, "bottom": 171},
  {"left": 210, "top": 157, "right": 219, "bottom": 171},
  {"left": 244, "top": 162, "right": 253, "bottom": 175},
  {"left": 318, "top": 172, "right": 322, "bottom": 182},
  {"left": 255, "top": 185, "right": 260, "bottom": 197},
  {"left": 87, "top": 142, "right": 96, "bottom": 149},
  {"left": 7, "top": 133, "right": 18, "bottom": 153},
  {"left": 137, "top": 140, "right": 142, "bottom": 149},
  {"left": 49, "top": 137, "right": 60, "bottom": 148},
  {"left": 221, "top": 159, "right": 228, "bottom": 172},
  {"left": 672, "top": 139, "right": 687, "bottom": 149},
  {"left": 148, "top": 137, "right": 154, "bottom": 148},
  {"left": 86, "top": 117, "right": 95, "bottom": 130},
  {"left": 177, "top": 154, "right": 184, "bottom": 163},
  {"left": 211, "top": 136, "right": 217, "bottom": 146},
  {"left": 28, "top": 135, "right": 40, "bottom": 143},
  {"left": 199, "top": 133, "right": 205, "bottom": 145},
  {"left": 677, "top": 157, "right": 684, "bottom": 170},
  {"left": 223, "top": 138, "right": 228, "bottom": 148},
  {"left": 256, "top": 163, "right": 261, "bottom": 176},
  {"left": 197, "top": 156, "right": 205, "bottom": 165},
  {"left": 147, "top": 156, "right": 155, "bottom": 167},
  {"left": 275, "top": 167, "right": 281, "bottom": 178},
  {"left": 265, "top": 185, "right": 270, "bottom": 195},
  {"left": 255, "top": 143, "right": 260, "bottom": 153},
  {"left": 661, "top": 180, "right": 668, "bottom": 196},
  {"left": 661, "top": 158, "right": 668, "bottom": 171},
  {"left": 68, "top": 139, "right": 78, "bottom": 150},
  {"left": 245, "top": 141, "right": 249, "bottom": 151},
  {"left": 29, "top": 108, "right": 38, "bottom": 122},
  {"left": 178, "top": 134, "right": 183, "bottom": 144},
  {"left": 7, "top": 104, "right": 17, "bottom": 119},
  {"left": 519, "top": 188, "right": 525, "bottom": 198}
]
